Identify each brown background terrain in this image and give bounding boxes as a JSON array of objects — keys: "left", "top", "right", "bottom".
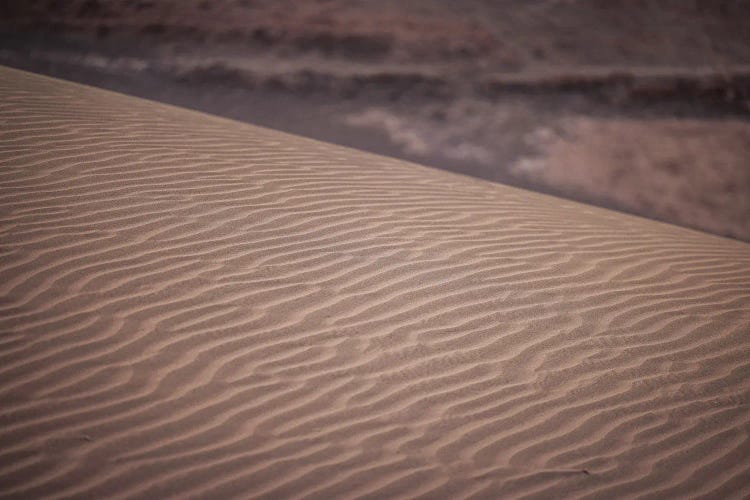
[{"left": 1, "top": 0, "right": 750, "bottom": 239}]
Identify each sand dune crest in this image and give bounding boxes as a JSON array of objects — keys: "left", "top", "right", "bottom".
[{"left": 1, "top": 66, "right": 749, "bottom": 499}]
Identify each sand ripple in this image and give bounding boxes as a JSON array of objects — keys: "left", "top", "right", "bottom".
[{"left": 1, "top": 66, "right": 749, "bottom": 499}]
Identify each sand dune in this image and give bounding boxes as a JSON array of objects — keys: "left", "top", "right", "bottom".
[{"left": 1, "top": 65, "right": 749, "bottom": 499}]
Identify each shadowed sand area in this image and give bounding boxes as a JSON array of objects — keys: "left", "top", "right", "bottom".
[{"left": 1, "top": 65, "right": 750, "bottom": 499}]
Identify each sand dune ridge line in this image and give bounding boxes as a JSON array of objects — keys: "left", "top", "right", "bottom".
[{"left": 1, "top": 66, "right": 749, "bottom": 499}]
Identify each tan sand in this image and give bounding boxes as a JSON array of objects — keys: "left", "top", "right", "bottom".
[{"left": 1, "top": 65, "right": 749, "bottom": 499}]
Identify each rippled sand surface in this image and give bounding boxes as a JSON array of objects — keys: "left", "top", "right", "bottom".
[{"left": 1, "top": 66, "right": 750, "bottom": 499}]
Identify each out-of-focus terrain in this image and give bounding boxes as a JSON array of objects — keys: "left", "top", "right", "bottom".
[{"left": 2, "top": 0, "right": 749, "bottom": 239}]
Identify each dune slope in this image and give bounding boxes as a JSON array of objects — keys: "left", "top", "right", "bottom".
[{"left": 1, "top": 66, "right": 749, "bottom": 499}]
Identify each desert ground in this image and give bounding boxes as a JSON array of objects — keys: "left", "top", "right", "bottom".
[
  {"left": 1, "top": 65, "right": 750, "bottom": 499},
  {"left": 1, "top": 0, "right": 749, "bottom": 240}
]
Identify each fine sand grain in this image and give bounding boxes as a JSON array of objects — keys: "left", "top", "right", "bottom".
[{"left": 1, "top": 66, "right": 749, "bottom": 499}]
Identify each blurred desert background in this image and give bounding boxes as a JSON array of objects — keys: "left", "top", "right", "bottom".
[{"left": 2, "top": 0, "right": 749, "bottom": 240}]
